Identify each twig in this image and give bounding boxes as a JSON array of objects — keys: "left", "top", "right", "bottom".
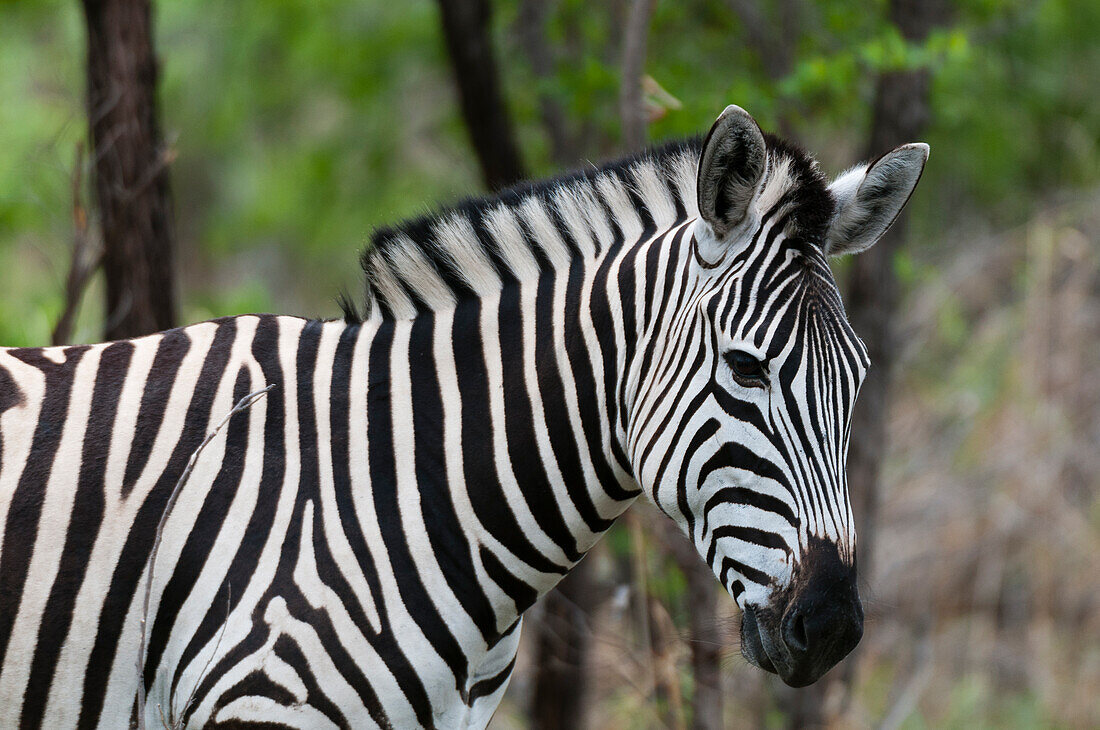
[
  {"left": 623, "top": 510, "right": 656, "bottom": 698},
  {"left": 134, "top": 385, "right": 275, "bottom": 730},
  {"left": 51, "top": 142, "right": 103, "bottom": 346},
  {"left": 169, "top": 585, "right": 232, "bottom": 728},
  {"left": 877, "top": 628, "right": 933, "bottom": 730},
  {"left": 515, "top": 0, "right": 576, "bottom": 167}
]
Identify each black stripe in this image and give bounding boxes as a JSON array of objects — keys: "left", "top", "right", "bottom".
[
  {"left": 532, "top": 263, "right": 610, "bottom": 534},
  {"left": 467, "top": 655, "right": 516, "bottom": 703},
  {"left": 497, "top": 283, "right": 582, "bottom": 561},
  {"left": 120, "top": 333, "right": 191, "bottom": 499},
  {"left": 175, "top": 315, "right": 284, "bottom": 713},
  {"left": 480, "top": 546, "right": 538, "bottom": 615},
  {"left": 328, "top": 324, "right": 433, "bottom": 719},
  {"left": 701, "top": 487, "right": 798, "bottom": 536},
  {"left": 719, "top": 556, "right": 772, "bottom": 589},
  {"left": 562, "top": 261, "right": 638, "bottom": 503},
  {"left": 408, "top": 313, "right": 497, "bottom": 641},
  {"left": 706, "top": 526, "right": 790, "bottom": 567},
  {"left": 145, "top": 352, "right": 250, "bottom": 695}
]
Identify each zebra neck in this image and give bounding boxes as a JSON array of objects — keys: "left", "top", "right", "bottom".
[{"left": 338, "top": 255, "right": 644, "bottom": 633}]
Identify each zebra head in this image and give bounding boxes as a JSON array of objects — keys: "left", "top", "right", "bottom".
[{"left": 627, "top": 106, "right": 927, "bottom": 687}]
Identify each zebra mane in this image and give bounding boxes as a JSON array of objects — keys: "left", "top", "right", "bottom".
[
  {"left": 345, "top": 133, "right": 832, "bottom": 322},
  {"left": 346, "top": 139, "right": 702, "bottom": 321}
]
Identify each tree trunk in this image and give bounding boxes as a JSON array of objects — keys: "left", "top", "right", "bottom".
[
  {"left": 619, "top": 0, "right": 657, "bottom": 151},
  {"left": 436, "top": 0, "right": 526, "bottom": 192},
  {"left": 81, "top": 0, "right": 177, "bottom": 341},
  {"left": 530, "top": 562, "right": 596, "bottom": 730}
]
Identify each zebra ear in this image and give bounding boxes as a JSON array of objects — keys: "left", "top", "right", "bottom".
[
  {"left": 824, "top": 143, "right": 929, "bottom": 257},
  {"left": 696, "top": 105, "right": 767, "bottom": 243}
]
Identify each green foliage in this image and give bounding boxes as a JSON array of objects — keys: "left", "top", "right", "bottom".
[{"left": 3, "top": 0, "right": 1098, "bottom": 346}]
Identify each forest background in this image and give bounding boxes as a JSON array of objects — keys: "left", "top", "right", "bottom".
[{"left": 1, "top": 0, "right": 1098, "bottom": 727}]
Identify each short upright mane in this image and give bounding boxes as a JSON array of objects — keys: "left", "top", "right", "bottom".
[
  {"left": 347, "top": 139, "right": 702, "bottom": 321},
  {"left": 346, "top": 133, "right": 833, "bottom": 322}
]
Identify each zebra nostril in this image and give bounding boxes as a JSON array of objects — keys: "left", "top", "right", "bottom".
[{"left": 784, "top": 610, "right": 809, "bottom": 655}]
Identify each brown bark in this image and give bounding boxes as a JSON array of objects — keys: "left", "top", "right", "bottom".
[
  {"left": 436, "top": 0, "right": 526, "bottom": 192},
  {"left": 619, "top": 0, "right": 657, "bottom": 151},
  {"left": 81, "top": 0, "right": 177, "bottom": 341}
]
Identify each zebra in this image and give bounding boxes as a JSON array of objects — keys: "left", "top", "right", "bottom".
[{"left": 0, "top": 105, "right": 927, "bottom": 728}]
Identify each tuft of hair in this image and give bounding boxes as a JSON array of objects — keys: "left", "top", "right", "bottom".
[
  {"left": 356, "top": 139, "right": 702, "bottom": 320},
  {"left": 758, "top": 133, "right": 835, "bottom": 247},
  {"left": 336, "top": 291, "right": 363, "bottom": 324}
]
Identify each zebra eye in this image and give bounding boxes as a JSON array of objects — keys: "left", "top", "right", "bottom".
[{"left": 726, "top": 350, "right": 767, "bottom": 386}]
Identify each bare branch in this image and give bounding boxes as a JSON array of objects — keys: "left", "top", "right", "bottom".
[
  {"left": 134, "top": 385, "right": 275, "bottom": 730},
  {"left": 52, "top": 142, "right": 103, "bottom": 347},
  {"left": 653, "top": 514, "right": 724, "bottom": 729}
]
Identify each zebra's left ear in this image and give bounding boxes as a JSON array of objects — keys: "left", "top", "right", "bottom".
[
  {"left": 696, "top": 105, "right": 767, "bottom": 242},
  {"left": 823, "top": 143, "right": 929, "bottom": 256}
]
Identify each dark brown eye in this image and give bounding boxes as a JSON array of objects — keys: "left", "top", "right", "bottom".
[{"left": 726, "top": 350, "right": 767, "bottom": 386}]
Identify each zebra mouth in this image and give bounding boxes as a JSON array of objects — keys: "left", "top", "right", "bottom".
[{"left": 740, "top": 606, "right": 777, "bottom": 675}]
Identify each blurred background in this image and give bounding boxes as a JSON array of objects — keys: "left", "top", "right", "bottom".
[{"left": 1, "top": 0, "right": 1097, "bottom": 727}]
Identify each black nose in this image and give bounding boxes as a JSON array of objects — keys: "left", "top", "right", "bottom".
[
  {"left": 778, "top": 549, "right": 863, "bottom": 687},
  {"left": 780, "top": 591, "right": 863, "bottom": 684}
]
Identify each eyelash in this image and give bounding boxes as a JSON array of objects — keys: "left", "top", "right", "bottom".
[{"left": 725, "top": 350, "right": 768, "bottom": 388}]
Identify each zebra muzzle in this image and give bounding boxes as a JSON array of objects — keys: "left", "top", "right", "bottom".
[{"left": 739, "top": 541, "right": 863, "bottom": 687}]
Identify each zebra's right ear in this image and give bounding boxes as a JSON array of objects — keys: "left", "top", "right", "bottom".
[{"left": 696, "top": 105, "right": 767, "bottom": 247}]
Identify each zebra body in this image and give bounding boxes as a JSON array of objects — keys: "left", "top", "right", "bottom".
[
  {"left": 0, "top": 106, "right": 928, "bottom": 728},
  {"left": 1, "top": 312, "right": 569, "bottom": 728}
]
